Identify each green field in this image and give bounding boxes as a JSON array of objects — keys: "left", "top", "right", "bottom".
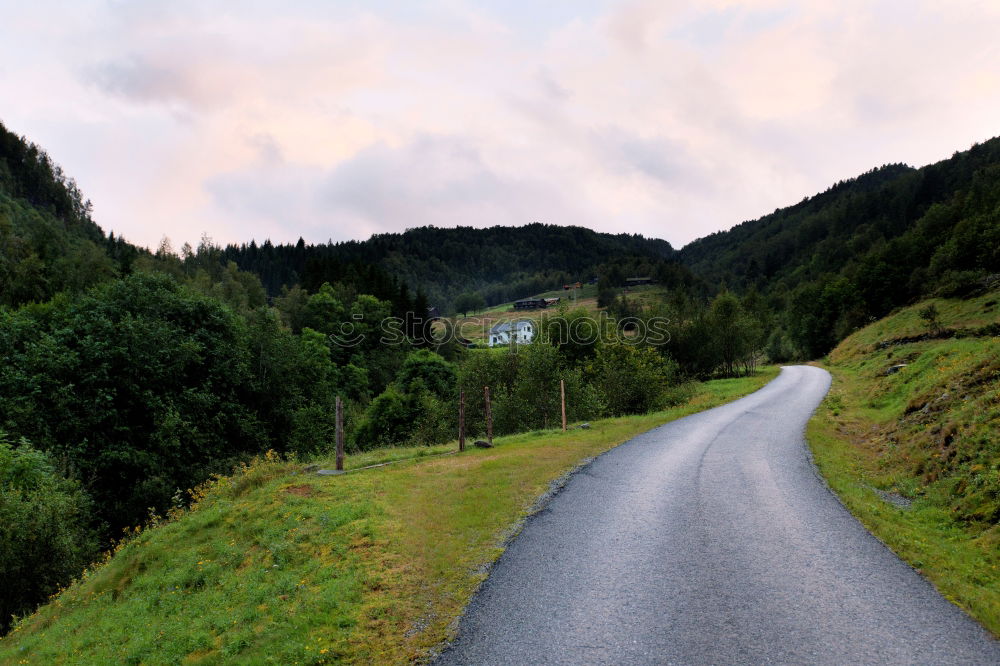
[
  {"left": 454, "top": 284, "right": 665, "bottom": 343},
  {"left": 0, "top": 368, "right": 777, "bottom": 664},
  {"left": 808, "top": 290, "right": 1000, "bottom": 635}
]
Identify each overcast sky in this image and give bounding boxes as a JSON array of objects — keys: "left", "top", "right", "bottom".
[{"left": 2, "top": 1, "right": 999, "bottom": 250}]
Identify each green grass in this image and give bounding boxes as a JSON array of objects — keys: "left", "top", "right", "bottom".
[
  {"left": 450, "top": 284, "right": 667, "bottom": 342},
  {"left": 833, "top": 289, "right": 999, "bottom": 359},
  {"left": 469, "top": 282, "right": 606, "bottom": 314},
  {"left": 808, "top": 291, "right": 1000, "bottom": 635},
  {"left": 0, "top": 368, "right": 777, "bottom": 665}
]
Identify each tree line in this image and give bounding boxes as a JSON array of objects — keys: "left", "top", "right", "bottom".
[{"left": 218, "top": 223, "right": 676, "bottom": 311}]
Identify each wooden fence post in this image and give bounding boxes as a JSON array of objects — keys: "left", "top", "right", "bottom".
[
  {"left": 336, "top": 396, "right": 345, "bottom": 471},
  {"left": 458, "top": 389, "right": 466, "bottom": 452},
  {"left": 484, "top": 386, "right": 493, "bottom": 446},
  {"left": 560, "top": 379, "right": 567, "bottom": 431}
]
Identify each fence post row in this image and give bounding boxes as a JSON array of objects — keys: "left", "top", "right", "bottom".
[
  {"left": 560, "top": 379, "right": 567, "bottom": 432},
  {"left": 484, "top": 385, "right": 493, "bottom": 446},
  {"left": 458, "top": 389, "right": 466, "bottom": 452},
  {"left": 336, "top": 396, "right": 345, "bottom": 471}
]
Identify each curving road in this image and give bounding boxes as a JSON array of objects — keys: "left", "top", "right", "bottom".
[{"left": 437, "top": 366, "right": 1000, "bottom": 665}]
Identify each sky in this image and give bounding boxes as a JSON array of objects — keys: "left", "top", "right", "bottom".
[{"left": 2, "top": 0, "right": 999, "bottom": 251}]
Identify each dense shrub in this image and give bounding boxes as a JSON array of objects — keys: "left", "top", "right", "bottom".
[
  {"left": 0, "top": 432, "right": 97, "bottom": 633},
  {"left": 0, "top": 273, "right": 263, "bottom": 531},
  {"left": 352, "top": 386, "right": 414, "bottom": 449},
  {"left": 352, "top": 350, "right": 457, "bottom": 449},
  {"left": 584, "top": 343, "right": 677, "bottom": 417},
  {"left": 396, "top": 349, "right": 457, "bottom": 398}
]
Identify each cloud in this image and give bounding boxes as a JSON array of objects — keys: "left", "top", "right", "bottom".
[
  {"left": 591, "top": 128, "right": 703, "bottom": 187},
  {"left": 1, "top": 0, "right": 999, "bottom": 251},
  {"left": 246, "top": 132, "right": 284, "bottom": 165},
  {"left": 206, "top": 133, "right": 588, "bottom": 242}
]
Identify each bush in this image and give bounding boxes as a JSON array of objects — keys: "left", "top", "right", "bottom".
[
  {"left": 918, "top": 304, "right": 943, "bottom": 335},
  {"left": 350, "top": 350, "right": 458, "bottom": 450},
  {"left": 458, "top": 344, "right": 604, "bottom": 436},
  {"left": 766, "top": 330, "right": 797, "bottom": 363},
  {"left": 352, "top": 386, "right": 414, "bottom": 449},
  {"left": 406, "top": 387, "right": 455, "bottom": 446},
  {"left": 0, "top": 432, "right": 97, "bottom": 633},
  {"left": 456, "top": 349, "right": 520, "bottom": 436},
  {"left": 396, "top": 349, "right": 456, "bottom": 399},
  {"left": 585, "top": 343, "right": 677, "bottom": 416},
  {"left": 288, "top": 404, "right": 337, "bottom": 457},
  {"left": 351, "top": 381, "right": 454, "bottom": 450}
]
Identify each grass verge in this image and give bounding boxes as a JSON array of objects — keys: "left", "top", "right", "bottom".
[
  {"left": 0, "top": 367, "right": 777, "bottom": 665},
  {"left": 807, "top": 292, "right": 1000, "bottom": 635}
]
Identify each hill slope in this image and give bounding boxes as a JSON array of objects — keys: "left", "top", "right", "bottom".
[
  {"left": 676, "top": 138, "right": 1000, "bottom": 356},
  {"left": 0, "top": 120, "right": 136, "bottom": 306},
  {"left": 221, "top": 223, "right": 676, "bottom": 308},
  {"left": 808, "top": 289, "right": 1000, "bottom": 633}
]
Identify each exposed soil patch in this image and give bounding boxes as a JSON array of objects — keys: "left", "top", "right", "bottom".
[
  {"left": 869, "top": 485, "right": 914, "bottom": 510},
  {"left": 283, "top": 484, "right": 315, "bottom": 497},
  {"left": 874, "top": 323, "right": 1000, "bottom": 351}
]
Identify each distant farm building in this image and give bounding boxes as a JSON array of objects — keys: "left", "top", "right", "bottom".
[
  {"left": 513, "top": 297, "right": 560, "bottom": 310},
  {"left": 514, "top": 298, "right": 547, "bottom": 310},
  {"left": 625, "top": 277, "right": 655, "bottom": 287},
  {"left": 488, "top": 320, "right": 535, "bottom": 347}
]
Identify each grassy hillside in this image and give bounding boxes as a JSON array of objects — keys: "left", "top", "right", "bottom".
[
  {"left": 808, "top": 290, "right": 1000, "bottom": 633},
  {"left": 0, "top": 369, "right": 776, "bottom": 664},
  {"left": 449, "top": 284, "right": 665, "bottom": 344}
]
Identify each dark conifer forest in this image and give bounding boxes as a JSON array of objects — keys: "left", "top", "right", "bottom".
[{"left": 220, "top": 223, "right": 676, "bottom": 307}]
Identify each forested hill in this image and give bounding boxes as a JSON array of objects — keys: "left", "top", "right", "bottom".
[
  {"left": 0, "top": 123, "right": 102, "bottom": 242},
  {"left": 221, "top": 223, "right": 675, "bottom": 307},
  {"left": 676, "top": 138, "right": 1000, "bottom": 356},
  {"left": 0, "top": 120, "right": 141, "bottom": 306},
  {"left": 677, "top": 162, "right": 915, "bottom": 283}
]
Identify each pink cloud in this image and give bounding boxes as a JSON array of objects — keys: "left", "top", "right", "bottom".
[{"left": 1, "top": 0, "right": 998, "bottom": 251}]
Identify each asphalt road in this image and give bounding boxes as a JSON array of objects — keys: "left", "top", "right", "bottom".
[{"left": 437, "top": 366, "right": 1000, "bottom": 665}]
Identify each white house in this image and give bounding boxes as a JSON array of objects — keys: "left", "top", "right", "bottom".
[{"left": 488, "top": 320, "right": 535, "bottom": 347}]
